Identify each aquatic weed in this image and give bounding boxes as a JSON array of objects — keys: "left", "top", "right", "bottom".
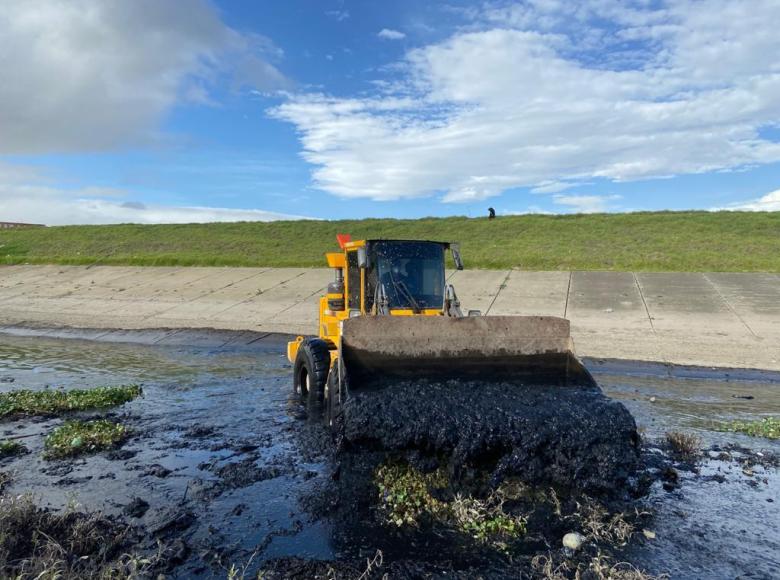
[
  {"left": 374, "top": 461, "right": 526, "bottom": 548},
  {"left": 715, "top": 417, "right": 780, "bottom": 439},
  {"left": 375, "top": 461, "right": 449, "bottom": 526},
  {"left": 0, "top": 385, "right": 141, "bottom": 418},
  {"left": 0, "top": 440, "right": 27, "bottom": 459},
  {"left": 44, "top": 420, "right": 129, "bottom": 459}
]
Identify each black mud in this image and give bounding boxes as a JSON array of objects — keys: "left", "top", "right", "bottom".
[{"left": 342, "top": 378, "right": 641, "bottom": 495}]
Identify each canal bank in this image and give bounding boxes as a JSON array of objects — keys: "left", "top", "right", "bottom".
[{"left": 1, "top": 265, "right": 779, "bottom": 371}]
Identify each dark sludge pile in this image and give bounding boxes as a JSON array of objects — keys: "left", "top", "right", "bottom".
[{"left": 340, "top": 377, "right": 641, "bottom": 496}]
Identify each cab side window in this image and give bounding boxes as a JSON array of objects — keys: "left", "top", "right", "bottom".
[{"left": 347, "top": 251, "right": 360, "bottom": 310}]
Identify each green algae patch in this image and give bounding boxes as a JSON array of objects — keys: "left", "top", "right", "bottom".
[
  {"left": 0, "top": 385, "right": 141, "bottom": 418},
  {"left": 374, "top": 461, "right": 526, "bottom": 549},
  {"left": 715, "top": 417, "right": 780, "bottom": 439},
  {"left": 44, "top": 420, "right": 129, "bottom": 459},
  {"left": 0, "top": 441, "right": 27, "bottom": 459}
]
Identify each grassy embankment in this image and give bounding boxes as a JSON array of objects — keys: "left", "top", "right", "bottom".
[{"left": 1, "top": 211, "right": 779, "bottom": 271}]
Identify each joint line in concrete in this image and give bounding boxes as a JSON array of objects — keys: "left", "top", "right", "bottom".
[
  {"left": 485, "top": 270, "right": 511, "bottom": 316},
  {"left": 563, "top": 271, "right": 573, "bottom": 318},
  {"left": 147, "top": 268, "right": 273, "bottom": 319},
  {"left": 268, "top": 284, "right": 328, "bottom": 319},
  {"left": 702, "top": 273, "right": 758, "bottom": 338},
  {"left": 633, "top": 273, "right": 656, "bottom": 334}
]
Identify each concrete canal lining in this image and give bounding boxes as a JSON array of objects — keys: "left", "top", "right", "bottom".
[{"left": 1, "top": 265, "right": 778, "bottom": 371}]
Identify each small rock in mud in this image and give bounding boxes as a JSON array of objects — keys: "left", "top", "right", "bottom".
[
  {"left": 144, "top": 464, "right": 172, "bottom": 478},
  {"left": 123, "top": 497, "right": 149, "bottom": 518},
  {"left": 563, "top": 531, "right": 585, "bottom": 551}
]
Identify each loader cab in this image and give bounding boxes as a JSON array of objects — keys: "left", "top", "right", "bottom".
[
  {"left": 302, "top": 236, "right": 464, "bottom": 354},
  {"left": 364, "top": 240, "right": 446, "bottom": 314}
]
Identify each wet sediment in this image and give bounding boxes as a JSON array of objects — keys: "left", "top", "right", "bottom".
[{"left": 341, "top": 378, "right": 641, "bottom": 495}]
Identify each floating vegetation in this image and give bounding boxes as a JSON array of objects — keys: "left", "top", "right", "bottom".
[
  {"left": 0, "top": 385, "right": 141, "bottom": 418},
  {"left": 374, "top": 461, "right": 526, "bottom": 549},
  {"left": 44, "top": 420, "right": 129, "bottom": 459},
  {"left": 715, "top": 417, "right": 780, "bottom": 440}
]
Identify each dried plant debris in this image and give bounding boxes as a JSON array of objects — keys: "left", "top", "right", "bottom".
[{"left": 665, "top": 431, "right": 702, "bottom": 461}]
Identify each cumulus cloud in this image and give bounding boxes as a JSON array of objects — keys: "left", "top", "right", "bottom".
[
  {"left": 272, "top": 0, "right": 780, "bottom": 203},
  {"left": 0, "top": 0, "right": 289, "bottom": 154},
  {"left": 722, "top": 189, "right": 780, "bottom": 211},
  {"left": 378, "top": 28, "right": 406, "bottom": 40}
]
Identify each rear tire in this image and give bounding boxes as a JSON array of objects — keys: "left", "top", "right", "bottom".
[{"left": 293, "top": 338, "right": 330, "bottom": 408}]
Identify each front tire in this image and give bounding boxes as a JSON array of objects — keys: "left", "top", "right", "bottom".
[
  {"left": 293, "top": 338, "right": 330, "bottom": 408},
  {"left": 324, "top": 368, "right": 343, "bottom": 430}
]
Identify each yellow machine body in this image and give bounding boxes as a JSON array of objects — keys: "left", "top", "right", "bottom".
[{"left": 288, "top": 235, "right": 581, "bottom": 396}]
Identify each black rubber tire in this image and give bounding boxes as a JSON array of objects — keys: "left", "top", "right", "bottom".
[
  {"left": 293, "top": 338, "right": 330, "bottom": 407},
  {"left": 324, "top": 367, "right": 343, "bottom": 430}
]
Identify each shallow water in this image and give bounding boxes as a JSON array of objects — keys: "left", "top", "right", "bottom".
[{"left": 0, "top": 332, "right": 778, "bottom": 578}]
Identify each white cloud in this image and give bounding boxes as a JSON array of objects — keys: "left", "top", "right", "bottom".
[
  {"left": 378, "top": 28, "right": 406, "bottom": 40},
  {"left": 273, "top": 0, "right": 780, "bottom": 203},
  {"left": 0, "top": 0, "right": 289, "bottom": 154},
  {"left": 0, "top": 163, "right": 308, "bottom": 225},
  {"left": 722, "top": 189, "right": 780, "bottom": 211},
  {"left": 553, "top": 194, "right": 621, "bottom": 213}
]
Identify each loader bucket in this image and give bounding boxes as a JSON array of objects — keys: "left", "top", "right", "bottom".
[{"left": 340, "top": 316, "right": 595, "bottom": 388}]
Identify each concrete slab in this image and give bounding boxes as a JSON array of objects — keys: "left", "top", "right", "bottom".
[
  {"left": 704, "top": 272, "right": 780, "bottom": 340},
  {"left": 448, "top": 269, "right": 510, "bottom": 314},
  {"left": 566, "top": 271, "right": 660, "bottom": 362},
  {"left": 635, "top": 272, "right": 753, "bottom": 337},
  {"left": 152, "top": 268, "right": 312, "bottom": 322},
  {"left": 219, "top": 269, "right": 330, "bottom": 323},
  {"left": 488, "top": 271, "right": 569, "bottom": 316}
]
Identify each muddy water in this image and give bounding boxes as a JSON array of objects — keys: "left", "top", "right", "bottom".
[
  {"left": 0, "top": 331, "right": 335, "bottom": 575},
  {"left": 589, "top": 359, "right": 780, "bottom": 578},
  {"left": 0, "top": 332, "right": 778, "bottom": 578}
]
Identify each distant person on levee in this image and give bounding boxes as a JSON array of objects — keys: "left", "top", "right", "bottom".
[{"left": 488, "top": 207, "right": 496, "bottom": 219}]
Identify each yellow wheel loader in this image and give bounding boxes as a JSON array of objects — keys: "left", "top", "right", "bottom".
[{"left": 287, "top": 235, "right": 593, "bottom": 429}]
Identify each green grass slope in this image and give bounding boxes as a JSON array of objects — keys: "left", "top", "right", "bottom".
[{"left": 1, "top": 212, "right": 778, "bottom": 271}]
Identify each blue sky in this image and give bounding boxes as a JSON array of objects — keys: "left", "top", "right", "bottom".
[{"left": 1, "top": 0, "right": 780, "bottom": 224}]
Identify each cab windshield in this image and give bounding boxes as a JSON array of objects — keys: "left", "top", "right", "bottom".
[{"left": 367, "top": 241, "right": 445, "bottom": 312}]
